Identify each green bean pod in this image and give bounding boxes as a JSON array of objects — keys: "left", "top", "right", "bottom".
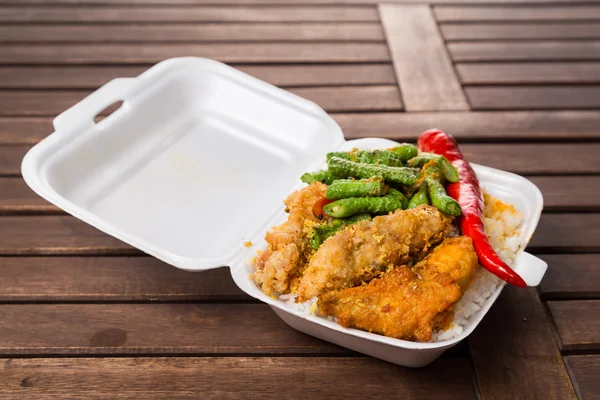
[
  {"left": 310, "top": 214, "right": 371, "bottom": 250},
  {"left": 301, "top": 170, "right": 340, "bottom": 185},
  {"left": 409, "top": 153, "right": 460, "bottom": 183},
  {"left": 327, "top": 157, "right": 417, "bottom": 186},
  {"left": 407, "top": 181, "right": 429, "bottom": 209},
  {"left": 389, "top": 143, "right": 418, "bottom": 162},
  {"left": 326, "top": 150, "right": 403, "bottom": 167},
  {"left": 323, "top": 188, "right": 406, "bottom": 218},
  {"left": 426, "top": 177, "right": 461, "bottom": 216},
  {"left": 326, "top": 177, "right": 387, "bottom": 200}
]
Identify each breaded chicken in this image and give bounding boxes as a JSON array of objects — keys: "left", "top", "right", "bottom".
[
  {"left": 297, "top": 205, "right": 452, "bottom": 302},
  {"left": 317, "top": 236, "right": 478, "bottom": 342},
  {"left": 254, "top": 182, "right": 327, "bottom": 296}
]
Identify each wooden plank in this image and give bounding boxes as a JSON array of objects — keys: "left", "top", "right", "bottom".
[
  {"left": 434, "top": 6, "right": 600, "bottom": 22},
  {"left": 0, "top": 6, "right": 379, "bottom": 22},
  {"left": 3, "top": 175, "right": 600, "bottom": 216},
  {"left": 449, "top": 41, "right": 600, "bottom": 62},
  {"left": 0, "top": 303, "right": 346, "bottom": 355},
  {"left": 529, "top": 214, "right": 600, "bottom": 252},
  {"left": 469, "top": 286, "right": 577, "bottom": 400},
  {"left": 539, "top": 254, "right": 600, "bottom": 299},
  {"left": 287, "top": 85, "right": 401, "bottom": 111},
  {"left": 461, "top": 144, "right": 600, "bottom": 175},
  {"left": 0, "top": 177, "right": 57, "bottom": 213},
  {"left": 466, "top": 86, "right": 600, "bottom": 110},
  {"left": 379, "top": 4, "right": 468, "bottom": 111},
  {"left": 0, "top": 86, "right": 402, "bottom": 115},
  {"left": 0, "top": 257, "right": 248, "bottom": 301},
  {"left": 0, "top": 23, "right": 385, "bottom": 43},
  {"left": 0, "top": 145, "right": 28, "bottom": 176},
  {"left": 0, "top": 212, "right": 599, "bottom": 255},
  {"left": 0, "top": 358, "right": 476, "bottom": 400},
  {"left": 441, "top": 23, "right": 600, "bottom": 41},
  {"left": 0, "top": 43, "right": 391, "bottom": 64},
  {"left": 457, "top": 63, "right": 600, "bottom": 85},
  {"left": 568, "top": 355, "right": 600, "bottom": 400},
  {"left": 6, "top": 111, "right": 600, "bottom": 146},
  {"left": 0, "top": 64, "right": 397, "bottom": 89},
  {"left": 548, "top": 300, "right": 600, "bottom": 351},
  {"left": 527, "top": 176, "right": 600, "bottom": 210},
  {"left": 0, "top": 216, "right": 135, "bottom": 255},
  {"left": 333, "top": 111, "right": 600, "bottom": 141}
]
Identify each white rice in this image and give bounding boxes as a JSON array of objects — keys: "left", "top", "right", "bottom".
[{"left": 277, "top": 193, "right": 523, "bottom": 343}]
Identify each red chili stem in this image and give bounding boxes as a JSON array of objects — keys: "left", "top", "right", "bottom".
[{"left": 418, "top": 129, "right": 527, "bottom": 288}]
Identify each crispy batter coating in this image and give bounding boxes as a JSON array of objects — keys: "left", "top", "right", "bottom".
[
  {"left": 297, "top": 205, "right": 452, "bottom": 302},
  {"left": 254, "top": 182, "right": 327, "bottom": 296},
  {"left": 317, "top": 236, "right": 478, "bottom": 342}
]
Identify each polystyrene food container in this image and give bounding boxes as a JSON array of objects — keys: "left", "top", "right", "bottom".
[{"left": 21, "top": 57, "right": 547, "bottom": 368}]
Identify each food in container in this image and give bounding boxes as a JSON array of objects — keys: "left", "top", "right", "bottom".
[{"left": 21, "top": 57, "right": 547, "bottom": 367}]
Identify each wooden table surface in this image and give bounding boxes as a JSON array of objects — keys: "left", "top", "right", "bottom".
[{"left": 1, "top": 1, "right": 599, "bottom": 399}]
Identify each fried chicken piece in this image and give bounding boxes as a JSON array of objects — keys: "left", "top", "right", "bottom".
[
  {"left": 254, "top": 182, "right": 327, "bottom": 296},
  {"left": 297, "top": 205, "right": 452, "bottom": 302},
  {"left": 317, "top": 236, "right": 478, "bottom": 342}
]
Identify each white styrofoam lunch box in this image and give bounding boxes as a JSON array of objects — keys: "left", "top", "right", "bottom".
[{"left": 22, "top": 57, "right": 547, "bottom": 367}]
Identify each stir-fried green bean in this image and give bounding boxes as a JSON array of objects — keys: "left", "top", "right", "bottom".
[
  {"left": 389, "top": 143, "right": 418, "bottom": 162},
  {"left": 310, "top": 213, "right": 371, "bottom": 250},
  {"left": 301, "top": 170, "right": 340, "bottom": 185},
  {"left": 424, "top": 166, "right": 461, "bottom": 216},
  {"left": 328, "top": 157, "right": 416, "bottom": 186},
  {"left": 323, "top": 188, "right": 406, "bottom": 218},
  {"left": 409, "top": 153, "right": 460, "bottom": 183},
  {"left": 326, "top": 177, "right": 387, "bottom": 200},
  {"left": 408, "top": 181, "right": 429, "bottom": 209},
  {"left": 326, "top": 150, "right": 404, "bottom": 167}
]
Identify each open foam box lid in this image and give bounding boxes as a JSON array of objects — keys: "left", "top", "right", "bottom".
[{"left": 22, "top": 57, "right": 346, "bottom": 271}]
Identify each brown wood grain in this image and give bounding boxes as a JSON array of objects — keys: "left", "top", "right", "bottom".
[
  {"left": 0, "top": 216, "right": 135, "bottom": 255},
  {"left": 0, "top": 303, "right": 346, "bottom": 355},
  {"left": 4, "top": 176, "right": 600, "bottom": 215},
  {"left": 0, "top": 86, "right": 402, "bottom": 115},
  {"left": 457, "top": 63, "right": 600, "bottom": 85},
  {"left": 379, "top": 4, "right": 468, "bottom": 111},
  {"left": 334, "top": 111, "right": 600, "bottom": 141},
  {"left": 0, "top": 357, "right": 476, "bottom": 400},
  {"left": 449, "top": 41, "right": 600, "bottom": 62},
  {"left": 0, "top": 119, "right": 51, "bottom": 145},
  {"left": 0, "top": 145, "right": 28, "bottom": 176},
  {"left": 441, "top": 23, "right": 600, "bottom": 41},
  {"left": 0, "top": 23, "right": 384, "bottom": 43},
  {"left": 291, "top": 85, "right": 402, "bottom": 111},
  {"left": 0, "top": 257, "right": 247, "bottom": 301},
  {"left": 539, "top": 254, "right": 600, "bottom": 299},
  {"left": 0, "top": 43, "right": 391, "bottom": 64},
  {"left": 529, "top": 214, "right": 600, "bottom": 252},
  {"left": 567, "top": 355, "right": 600, "bottom": 400},
  {"left": 469, "top": 286, "right": 577, "bottom": 400},
  {"left": 548, "top": 301, "right": 600, "bottom": 351},
  {"left": 0, "top": 6, "right": 379, "bottom": 22},
  {"left": 0, "top": 64, "right": 397, "bottom": 89},
  {"left": 466, "top": 86, "right": 600, "bottom": 110},
  {"left": 527, "top": 176, "right": 600, "bottom": 210},
  {"left": 434, "top": 6, "right": 600, "bottom": 22},
  {"left": 0, "top": 177, "right": 56, "bottom": 213}
]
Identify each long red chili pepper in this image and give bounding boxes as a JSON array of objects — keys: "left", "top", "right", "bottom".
[{"left": 418, "top": 129, "right": 527, "bottom": 288}]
